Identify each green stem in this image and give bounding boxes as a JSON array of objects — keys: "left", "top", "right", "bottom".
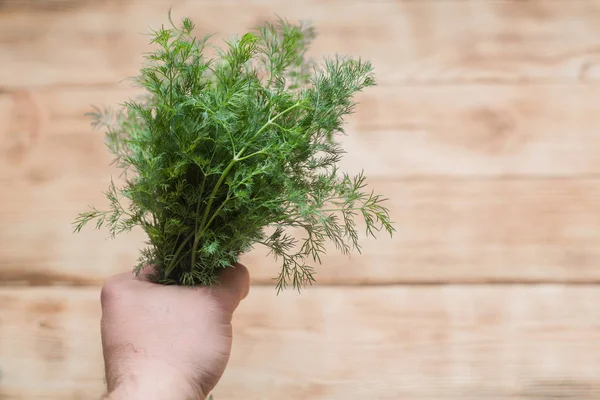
[
  {"left": 183, "top": 169, "right": 209, "bottom": 268},
  {"left": 201, "top": 191, "right": 232, "bottom": 234},
  {"left": 163, "top": 178, "right": 208, "bottom": 279},
  {"left": 241, "top": 101, "right": 304, "bottom": 150},
  {"left": 201, "top": 160, "right": 235, "bottom": 230},
  {"left": 236, "top": 148, "right": 268, "bottom": 162},
  {"left": 164, "top": 230, "right": 195, "bottom": 279},
  {"left": 320, "top": 206, "right": 365, "bottom": 213},
  {"left": 188, "top": 101, "right": 304, "bottom": 269},
  {"left": 167, "top": 61, "right": 174, "bottom": 108},
  {"left": 191, "top": 159, "right": 237, "bottom": 268}
]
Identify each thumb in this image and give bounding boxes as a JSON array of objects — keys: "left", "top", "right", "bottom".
[{"left": 211, "top": 263, "right": 250, "bottom": 312}]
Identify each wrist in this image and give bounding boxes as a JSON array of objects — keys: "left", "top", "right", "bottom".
[
  {"left": 103, "top": 362, "right": 204, "bottom": 400},
  {"left": 105, "top": 384, "right": 203, "bottom": 400}
]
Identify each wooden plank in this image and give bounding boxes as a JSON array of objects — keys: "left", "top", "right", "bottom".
[
  {"left": 3, "top": 0, "right": 600, "bottom": 88},
  {"left": 2, "top": 84, "right": 600, "bottom": 285},
  {"left": 338, "top": 84, "right": 600, "bottom": 177},
  {"left": 2, "top": 177, "right": 600, "bottom": 286},
  {"left": 0, "top": 285, "right": 599, "bottom": 399},
  {"left": 3, "top": 84, "right": 600, "bottom": 178}
]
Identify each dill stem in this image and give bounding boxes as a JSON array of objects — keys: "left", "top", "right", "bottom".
[
  {"left": 164, "top": 230, "right": 195, "bottom": 278},
  {"left": 189, "top": 100, "right": 305, "bottom": 268},
  {"left": 191, "top": 158, "right": 237, "bottom": 268}
]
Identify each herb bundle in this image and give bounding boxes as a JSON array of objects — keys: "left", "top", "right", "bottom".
[{"left": 74, "top": 14, "right": 394, "bottom": 291}]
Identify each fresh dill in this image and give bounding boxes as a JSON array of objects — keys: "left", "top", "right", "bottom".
[{"left": 74, "top": 13, "right": 394, "bottom": 292}]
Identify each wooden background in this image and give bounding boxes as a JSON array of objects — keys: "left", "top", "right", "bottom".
[{"left": 1, "top": 0, "right": 600, "bottom": 398}]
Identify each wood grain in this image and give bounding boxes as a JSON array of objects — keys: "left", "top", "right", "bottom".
[
  {"left": 2, "top": 177, "right": 600, "bottom": 286},
  {"left": 0, "top": 285, "right": 599, "bottom": 399},
  {"left": 3, "top": 0, "right": 600, "bottom": 88},
  {"left": 2, "top": 82, "right": 600, "bottom": 285},
  {"left": 3, "top": 84, "right": 600, "bottom": 178},
  {"left": 2, "top": 3, "right": 599, "bottom": 400}
]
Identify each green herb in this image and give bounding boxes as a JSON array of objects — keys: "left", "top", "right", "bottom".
[{"left": 74, "top": 13, "right": 394, "bottom": 292}]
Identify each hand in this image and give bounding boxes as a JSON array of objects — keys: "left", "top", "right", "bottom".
[{"left": 100, "top": 264, "right": 250, "bottom": 400}]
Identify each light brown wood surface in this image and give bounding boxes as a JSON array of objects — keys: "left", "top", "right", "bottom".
[
  {"left": 3, "top": 177, "right": 600, "bottom": 285},
  {"left": 2, "top": 0, "right": 600, "bottom": 285},
  {"left": 1, "top": 285, "right": 599, "bottom": 399},
  {"left": 3, "top": 0, "right": 600, "bottom": 88},
  {"left": 3, "top": 85, "right": 600, "bottom": 285},
  {"left": 4, "top": 84, "right": 600, "bottom": 178},
  {"left": 2, "top": 1, "right": 600, "bottom": 399}
]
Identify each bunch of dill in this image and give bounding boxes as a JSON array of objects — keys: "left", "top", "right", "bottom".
[{"left": 74, "top": 14, "right": 394, "bottom": 291}]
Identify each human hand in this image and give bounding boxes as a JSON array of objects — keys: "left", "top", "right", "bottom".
[{"left": 100, "top": 264, "right": 250, "bottom": 400}]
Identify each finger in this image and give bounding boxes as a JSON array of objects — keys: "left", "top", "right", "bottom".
[
  {"left": 213, "top": 263, "right": 250, "bottom": 309},
  {"left": 136, "top": 264, "right": 158, "bottom": 282}
]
